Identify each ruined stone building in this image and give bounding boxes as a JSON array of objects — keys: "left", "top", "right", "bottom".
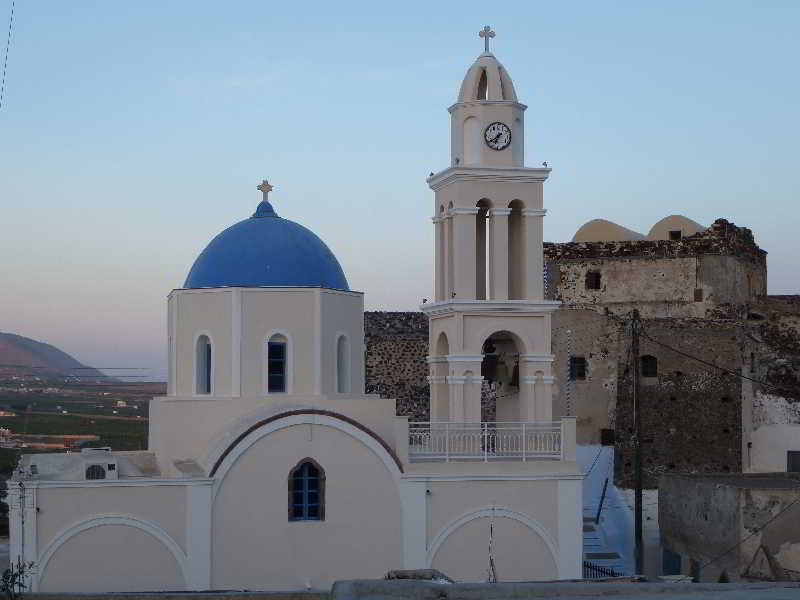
[{"left": 365, "top": 216, "right": 800, "bottom": 489}]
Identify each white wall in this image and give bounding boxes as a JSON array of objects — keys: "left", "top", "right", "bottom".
[{"left": 212, "top": 422, "right": 403, "bottom": 590}]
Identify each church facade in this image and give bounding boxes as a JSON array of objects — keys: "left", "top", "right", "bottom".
[{"left": 9, "top": 32, "right": 582, "bottom": 593}]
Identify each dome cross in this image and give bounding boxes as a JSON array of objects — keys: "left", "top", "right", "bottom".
[
  {"left": 479, "top": 25, "right": 495, "bottom": 53},
  {"left": 257, "top": 179, "right": 274, "bottom": 202}
]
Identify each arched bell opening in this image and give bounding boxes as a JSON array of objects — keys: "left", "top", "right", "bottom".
[
  {"left": 432, "top": 332, "right": 451, "bottom": 422},
  {"left": 481, "top": 330, "right": 523, "bottom": 422}
]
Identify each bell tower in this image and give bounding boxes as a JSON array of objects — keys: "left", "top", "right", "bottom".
[{"left": 422, "top": 27, "right": 559, "bottom": 424}]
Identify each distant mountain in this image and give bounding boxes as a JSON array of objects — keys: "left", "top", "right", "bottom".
[{"left": 0, "top": 332, "right": 109, "bottom": 381}]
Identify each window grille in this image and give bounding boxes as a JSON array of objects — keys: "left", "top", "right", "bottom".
[
  {"left": 288, "top": 460, "right": 324, "bottom": 521},
  {"left": 86, "top": 464, "right": 106, "bottom": 480}
]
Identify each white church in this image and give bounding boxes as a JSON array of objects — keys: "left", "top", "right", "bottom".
[{"left": 9, "top": 29, "right": 582, "bottom": 592}]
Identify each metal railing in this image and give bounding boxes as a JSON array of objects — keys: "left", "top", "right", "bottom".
[
  {"left": 408, "top": 421, "right": 562, "bottom": 462},
  {"left": 583, "top": 560, "right": 623, "bottom": 579}
]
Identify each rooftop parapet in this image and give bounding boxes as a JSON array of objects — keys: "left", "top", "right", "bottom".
[{"left": 545, "top": 219, "right": 766, "bottom": 265}]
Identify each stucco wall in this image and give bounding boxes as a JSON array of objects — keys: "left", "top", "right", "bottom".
[
  {"left": 211, "top": 422, "right": 403, "bottom": 590},
  {"left": 36, "top": 485, "right": 187, "bottom": 554},
  {"left": 431, "top": 514, "right": 557, "bottom": 582},
  {"left": 38, "top": 523, "right": 185, "bottom": 593},
  {"left": 425, "top": 479, "right": 562, "bottom": 581}
]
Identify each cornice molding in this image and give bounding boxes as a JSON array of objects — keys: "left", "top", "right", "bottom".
[
  {"left": 523, "top": 209, "right": 547, "bottom": 217},
  {"left": 447, "top": 100, "right": 528, "bottom": 113},
  {"left": 428, "top": 166, "right": 551, "bottom": 191},
  {"left": 446, "top": 354, "right": 485, "bottom": 363},
  {"left": 449, "top": 207, "right": 480, "bottom": 216},
  {"left": 520, "top": 353, "right": 555, "bottom": 363},
  {"left": 488, "top": 208, "right": 512, "bottom": 217},
  {"left": 422, "top": 299, "right": 561, "bottom": 316}
]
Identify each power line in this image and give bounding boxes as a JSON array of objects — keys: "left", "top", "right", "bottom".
[
  {"left": 674, "top": 496, "right": 800, "bottom": 582},
  {"left": 0, "top": 0, "right": 15, "bottom": 112}
]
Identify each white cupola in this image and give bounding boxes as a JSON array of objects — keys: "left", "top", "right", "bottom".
[{"left": 449, "top": 27, "right": 526, "bottom": 168}]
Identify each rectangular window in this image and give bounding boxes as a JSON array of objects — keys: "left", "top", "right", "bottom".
[
  {"left": 694, "top": 288, "right": 704, "bottom": 302},
  {"left": 268, "top": 341, "right": 287, "bottom": 393},
  {"left": 585, "top": 270, "right": 601, "bottom": 290},
  {"left": 569, "top": 356, "right": 587, "bottom": 381},
  {"left": 669, "top": 230, "right": 682, "bottom": 241},
  {"left": 788, "top": 451, "right": 800, "bottom": 473}
]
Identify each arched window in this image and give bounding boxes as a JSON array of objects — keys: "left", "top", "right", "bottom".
[
  {"left": 641, "top": 355, "right": 658, "bottom": 378},
  {"left": 195, "top": 334, "right": 212, "bottom": 394},
  {"left": 85, "top": 464, "right": 106, "bottom": 480},
  {"left": 288, "top": 459, "right": 325, "bottom": 521},
  {"left": 336, "top": 335, "right": 350, "bottom": 393},
  {"left": 267, "top": 334, "right": 288, "bottom": 393}
]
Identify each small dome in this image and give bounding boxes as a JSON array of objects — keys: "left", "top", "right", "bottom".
[
  {"left": 647, "top": 215, "right": 706, "bottom": 241},
  {"left": 184, "top": 199, "right": 349, "bottom": 290},
  {"left": 457, "top": 53, "right": 518, "bottom": 103},
  {"left": 572, "top": 219, "right": 646, "bottom": 242}
]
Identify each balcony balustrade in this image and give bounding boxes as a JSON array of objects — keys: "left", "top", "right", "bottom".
[{"left": 408, "top": 421, "right": 565, "bottom": 462}]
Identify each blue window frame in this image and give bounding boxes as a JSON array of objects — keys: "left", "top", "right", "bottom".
[
  {"left": 267, "top": 340, "right": 287, "bottom": 393},
  {"left": 288, "top": 459, "right": 324, "bottom": 521}
]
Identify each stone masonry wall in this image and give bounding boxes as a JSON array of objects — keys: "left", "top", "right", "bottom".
[
  {"left": 364, "top": 312, "right": 429, "bottom": 421},
  {"left": 615, "top": 319, "right": 744, "bottom": 488}
]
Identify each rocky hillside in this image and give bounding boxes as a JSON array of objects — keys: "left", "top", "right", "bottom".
[{"left": 0, "top": 332, "right": 107, "bottom": 381}]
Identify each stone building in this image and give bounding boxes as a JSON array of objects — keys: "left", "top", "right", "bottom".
[
  {"left": 659, "top": 473, "right": 800, "bottom": 582},
  {"left": 364, "top": 217, "right": 800, "bottom": 489}
]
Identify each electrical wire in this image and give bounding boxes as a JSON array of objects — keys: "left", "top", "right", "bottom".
[
  {"left": 0, "top": 0, "right": 15, "bottom": 111},
  {"left": 673, "top": 497, "right": 800, "bottom": 582}
]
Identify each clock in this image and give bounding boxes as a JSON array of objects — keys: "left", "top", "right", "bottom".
[{"left": 484, "top": 122, "right": 511, "bottom": 151}]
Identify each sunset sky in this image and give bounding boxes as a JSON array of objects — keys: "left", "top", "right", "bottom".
[{"left": 1, "top": 1, "right": 798, "bottom": 380}]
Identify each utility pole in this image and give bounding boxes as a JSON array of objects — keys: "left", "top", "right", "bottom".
[{"left": 631, "top": 309, "right": 643, "bottom": 575}]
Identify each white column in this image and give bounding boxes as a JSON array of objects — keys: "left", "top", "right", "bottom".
[
  {"left": 186, "top": 482, "right": 213, "bottom": 590},
  {"left": 447, "top": 376, "right": 465, "bottom": 421},
  {"left": 445, "top": 212, "right": 454, "bottom": 299},
  {"left": 446, "top": 356, "right": 483, "bottom": 422},
  {"left": 433, "top": 217, "right": 445, "bottom": 301},
  {"left": 11, "top": 483, "right": 39, "bottom": 592},
  {"left": 557, "top": 477, "right": 583, "bottom": 579},
  {"left": 489, "top": 208, "right": 510, "bottom": 300},
  {"left": 231, "top": 288, "right": 242, "bottom": 398},
  {"left": 523, "top": 208, "right": 546, "bottom": 300},
  {"left": 400, "top": 480, "right": 427, "bottom": 569},
  {"left": 169, "top": 294, "right": 178, "bottom": 396},
  {"left": 450, "top": 208, "right": 479, "bottom": 300},
  {"left": 536, "top": 375, "right": 555, "bottom": 422},
  {"left": 520, "top": 376, "right": 537, "bottom": 421}
]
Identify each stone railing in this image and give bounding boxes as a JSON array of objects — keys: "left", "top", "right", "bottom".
[{"left": 408, "top": 421, "right": 565, "bottom": 462}]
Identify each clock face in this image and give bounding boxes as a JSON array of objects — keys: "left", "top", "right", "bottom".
[{"left": 484, "top": 122, "right": 511, "bottom": 151}]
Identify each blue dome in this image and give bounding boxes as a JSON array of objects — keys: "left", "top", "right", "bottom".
[{"left": 184, "top": 200, "right": 349, "bottom": 290}]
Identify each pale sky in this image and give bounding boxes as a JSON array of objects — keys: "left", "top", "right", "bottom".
[{"left": 1, "top": 1, "right": 798, "bottom": 380}]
